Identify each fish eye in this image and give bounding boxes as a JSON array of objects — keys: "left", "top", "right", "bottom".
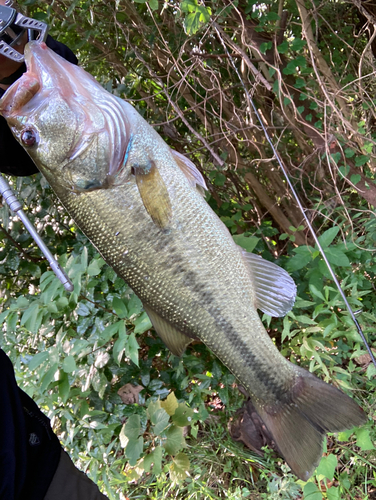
[{"left": 21, "top": 128, "right": 38, "bottom": 147}]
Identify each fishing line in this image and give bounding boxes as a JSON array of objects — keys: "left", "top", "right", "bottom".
[{"left": 214, "top": 26, "right": 376, "bottom": 368}]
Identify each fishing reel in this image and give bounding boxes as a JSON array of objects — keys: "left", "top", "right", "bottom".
[{"left": 0, "top": 1, "right": 48, "bottom": 63}]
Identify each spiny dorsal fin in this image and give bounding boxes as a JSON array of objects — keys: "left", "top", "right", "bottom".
[
  {"left": 171, "top": 149, "right": 207, "bottom": 195},
  {"left": 133, "top": 160, "right": 172, "bottom": 229},
  {"left": 143, "top": 304, "right": 194, "bottom": 356},
  {"left": 240, "top": 249, "right": 296, "bottom": 317}
]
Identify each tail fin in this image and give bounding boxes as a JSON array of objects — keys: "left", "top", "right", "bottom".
[{"left": 251, "top": 365, "right": 366, "bottom": 480}]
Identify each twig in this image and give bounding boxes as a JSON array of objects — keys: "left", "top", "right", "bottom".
[{"left": 0, "top": 225, "right": 43, "bottom": 263}]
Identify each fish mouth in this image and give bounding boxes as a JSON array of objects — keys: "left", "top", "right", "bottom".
[{"left": 0, "top": 42, "right": 43, "bottom": 117}]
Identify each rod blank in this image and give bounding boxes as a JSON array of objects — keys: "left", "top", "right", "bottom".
[{"left": 0, "top": 175, "right": 73, "bottom": 292}]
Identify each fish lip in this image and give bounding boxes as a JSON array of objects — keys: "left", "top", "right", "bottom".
[{"left": 0, "top": 41, "right": 42, "bottom": 117}]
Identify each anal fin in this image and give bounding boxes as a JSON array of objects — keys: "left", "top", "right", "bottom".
[{"left": 143, "top": 304, "right": 193, "bottom": 356}]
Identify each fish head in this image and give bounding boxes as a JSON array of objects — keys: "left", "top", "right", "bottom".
[{"left": 0, "top": 41, "right": 129, "bottom": 192}]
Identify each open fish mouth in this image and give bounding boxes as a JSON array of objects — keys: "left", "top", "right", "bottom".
[
  {"left": 0, "top": 71, "right": 40, "bottom": 117},
  {"left": 0, "top": 42, "right": 45, "bottom": 117}
]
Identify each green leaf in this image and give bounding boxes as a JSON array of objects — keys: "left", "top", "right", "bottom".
[
  {"left": 76, "top": 302, "right": 90, "bottom": 316},
  {"left": 62, "top": 355, "right": 77, "bottom": 373},
  {"left": 318, "top": 227, "right": 339, "bottom": 248},
  {"left": 148, "top": 0, "right": 159, "bottom": 10},
  {"left": 126, "top": 436, "right": 144, "bottom": 466},
  {"left": 40, "top": 363, "right": 58, "bottom": 392},
  {"left": 142, "top": 446, "right": 163, "bottom": 473},
  {"left": 147, "top": 399, "right": 162, "bottom": 420},
  {"left": 295, "top": 315, "right": 317, "bottom": 325},
  {"left": 59, "top": 370, "right": 70, "bottom": 403},
  {"left": 172, "top": 403, "right": 194, "bottom": 427},
  {"left": 264, "top": 12, "right": 279, "bottom": 21},
  {"left": 326, "top": 248, "right": 350, "bottom": 267},
  {"left": 277, "top": 40, "right": 288, "bottom": 53},
  {"left": 112, "top": 297, "right": 128, "bottom": 319},
  {"left": 260, "top": 41, "right": 272, "bottom": 54},
  {"left": 303, "top": 482, "right": 323, "bottom": 500},
  {"left": 123, "top": 414, "right": 141, "bottom": 439},
  {"left": 327, "top": 486, "right": 340, "bottom": 500},
  {"left": 366, "top": 363, "right": 376, "bottom": 379},
  {"left": 134, "top": 312, "right": 152, "bottom": 334},
  {"left": 283, "top": 61, "right": 297, "bottom": 75},
  {"left": 350, "top": 174, "right": 361, "bottom": 185},
  {"left": 213, "top": 172, "right": 226, "bottom": 186},
  {"left": 161, "top": 392, "right": 179, "bottom": 416},
  {"left": 315, "top": 453, "right": 337, "bottom": 479},
  {"left": 337, "top": 429, "right": 353, "bottom": 442},
  {"left": 87, "top": 259, "right": 103, "bottom": 276},
  {"left": 29, "top": 351, "right": 49, "bottom": 371},
  {"left": 163, "top": 425, "right": 186, "bottom": 455},
  {"left": 146, "top": 446, "right": 163, "bottom": 474},
  {"left": 170, "top": 452, "right": 190, "bottom": 483},
  {"left": 120, "top": 416, "right": 142, "bottom": 457},
  {"left": 232, "top": 234, "right": 259, "bottom": 253},
  {"left": 339, "top": 165, "right": 350, "bottom": 178},
  {"left": 286, "top": 247, "right": 313, "bottom": 272},
  {"left": 355, "top": 427, "right": 375, "bottom": 451},
  {"left": 363, "top": 142, "right": 373, "bottom": 154},
  {"left": 113, "top": 321, "right": 127, "bottom": 365},
  {"left": 291, "top": 38, "right": 306, "bottom": 51},
  {"left": 125, "top": 331, "right": 139, "bottom": 366},
  {"left": 151, "top": 408, "right": 170, "bottom": 435},
  {"left": 309, "top": 284, "right": 325, "bottom": 301},
  {"left": 182, "top": 0, "right": 210, "bottom": 36},
  {"left": 100, "top": 321, "right": 122, "bottom": 342},
  {"left": 344, "top": 148, "right": 355, "bottom": 158},
  {"left": 127, "top": 294, "right": 143, "bottom": 318},
  {"left": 21, "top": 303, "right": 40, "bottom": 333},
  {"left": 355, "top": 154, "right": 369, "bottom": 167}
]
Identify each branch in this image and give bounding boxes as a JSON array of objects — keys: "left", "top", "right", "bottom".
[
  {"left": 0, "top": 225, "right": 43, "bottom": 263},
  {"left": 213, "top": 22, "right": 273, "bottom": 91}
]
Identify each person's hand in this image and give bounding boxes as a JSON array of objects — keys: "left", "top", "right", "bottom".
[{"left": 0, "top": 0, "right": 27, "bottom": 91}]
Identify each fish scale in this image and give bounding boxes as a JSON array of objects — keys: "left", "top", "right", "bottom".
[
  {"left": 0, "top": 40, "right": 366, "bottom": 480},
  {"left": 57, "top": 178, "right": 296, "bottom": 398}
]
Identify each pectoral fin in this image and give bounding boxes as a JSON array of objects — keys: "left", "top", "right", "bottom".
[
  {"left": 133, "top": 160, "right": 172, "bottom": 229},
  {"left": 240, "top": 249, "right": 296, "bottom": 317},
  {"left": 143, "top": 304, "right": 193, "bottom": 356}
]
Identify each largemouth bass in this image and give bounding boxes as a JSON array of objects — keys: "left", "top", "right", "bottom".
[{"left": 0, "top": 41, "right": 366, "bottom": 480}]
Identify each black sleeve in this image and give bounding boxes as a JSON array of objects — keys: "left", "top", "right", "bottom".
[
  {"left": 0, "top": 35, "right": 78, "bottom": 177},
  {"left": 0, "top": 349, "right": 62, "bottom": 500}
]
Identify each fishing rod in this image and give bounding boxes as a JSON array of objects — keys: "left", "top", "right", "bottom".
[
  {"left": 214, "top": 26, "right": 376, "bottom": 369},
  {"left": 0, "top": 176, "right": 73, "bottom": 292}
]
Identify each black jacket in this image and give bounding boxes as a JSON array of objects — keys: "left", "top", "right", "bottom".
[
  {"left": 0, "top": 349, "right": 61, "bottom": 500},
  {"left": 0, "top": 36, "right": 77, "bottom": 499},
  {"left": 0, "top": 35, "right": 78, "bottom": 176}
]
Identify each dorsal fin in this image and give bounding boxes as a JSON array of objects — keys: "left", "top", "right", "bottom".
[
  {"left": 240, "top": 249, "right": 296, "bottom": 317},
  {"left": 143, "top": 304, "right": 194, "bottom": 356},
  {"left": 171, "top": 149, "right": 207, "bottom": 195}
]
